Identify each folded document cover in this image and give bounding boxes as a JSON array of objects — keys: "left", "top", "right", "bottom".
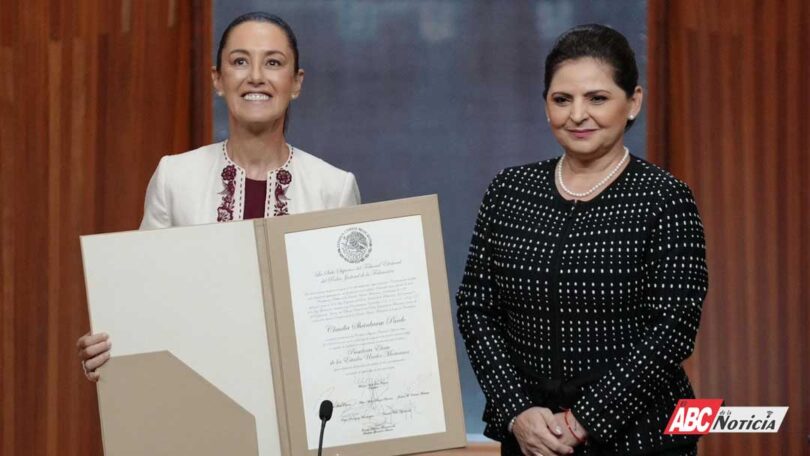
[{"left": 81, "top": 195, "right": 466, "bottom": 456}]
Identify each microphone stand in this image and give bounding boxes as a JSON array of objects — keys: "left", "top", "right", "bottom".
[
  {"left": 317, "top": 400, "right": 333, "bottom": 456},
  {"left": 317, "top": 419, "right": 327, "bottom": 456}
]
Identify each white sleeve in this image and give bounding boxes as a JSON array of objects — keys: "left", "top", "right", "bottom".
[
  {"left": 338, "top": 172, "right": 361, "bottom": 207},
  {"left": 139, "top": 156, "right": 172, "bottom": 230}
]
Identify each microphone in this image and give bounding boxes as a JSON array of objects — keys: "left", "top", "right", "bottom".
[{"left": 317, "top": 400, "right": 333, "bottom": 456}]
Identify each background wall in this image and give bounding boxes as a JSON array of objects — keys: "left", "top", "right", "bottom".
[
  {"left": 648, "top": 0, "right": 809, "bottom": 454},
  {"left": 3, "top": 0, "right": 807, "bottom": 454},
  {"left": 0, "top": 1, "right": 210, "bottom": 454},
  {"left": 213, "top": 0, "right": 648, "bottom": 438}
]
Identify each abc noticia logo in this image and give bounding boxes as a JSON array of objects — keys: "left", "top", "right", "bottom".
[
  {"left": 664, "top": 399, "right": 789, "bottom": 435},
  {"left": 665, "top": 399, "right": 723, "bottom": 435}
]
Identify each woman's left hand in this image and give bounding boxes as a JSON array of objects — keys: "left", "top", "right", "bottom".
[{"left": 554, "top": 412, "right": 588, "bottom": 448}]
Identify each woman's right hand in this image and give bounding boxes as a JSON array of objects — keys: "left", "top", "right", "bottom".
[
  {"left": 512, "top": 407, "right": 574, "bottom": 456},
  {"left": 77, "top": 332, "right": 111, "bottom": 382}
]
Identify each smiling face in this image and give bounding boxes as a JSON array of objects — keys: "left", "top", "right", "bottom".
[
  {"left": 545, "top": 57, "right": 642, "bottom": 159},
  {"left": 212, "top": 21, "right": 304, "bottom": 132}
]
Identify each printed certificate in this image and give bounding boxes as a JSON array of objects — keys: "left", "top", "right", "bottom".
[
  {"left": 285, "top": 216, "right": 445, "bottom": 448},
  {"left": 261, "top": 195, "right": 465, "bottom": 455}
]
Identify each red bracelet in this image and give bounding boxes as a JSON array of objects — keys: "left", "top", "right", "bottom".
[{"left": 564, "top": 409, "right": 588, "bottom": 445}]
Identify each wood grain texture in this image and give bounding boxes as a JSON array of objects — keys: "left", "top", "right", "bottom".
[
  {"left": 0, "top": 0, "right": 211, "bottom": 454},
  {"left": 648, "top": 1, "right": 809, "bottom": 454}
]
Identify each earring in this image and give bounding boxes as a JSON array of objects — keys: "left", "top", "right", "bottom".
[
  {"left": 628, "top": 114, "right": 635, "bottom": 120},
  {"left": 217, "top": 91, "right": 223, "bottom": 96},
  {"left": 546, "top": 117, "right": 551, "bottom": 123}
]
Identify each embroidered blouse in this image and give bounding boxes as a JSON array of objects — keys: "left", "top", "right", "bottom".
[
  {"left": 140, "top": 141, "right": 360, "bottom": 229},
  {"left": 216, "top": 142, "right": 296, "bottom": 221}
]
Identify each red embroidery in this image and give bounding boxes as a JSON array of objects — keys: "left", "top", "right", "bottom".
[
  {"left": 217, "top": 165, "right": 237, "bottom": 222},
  {"left": 277, "top": 168, "right": 292, "bottom": 185},
  {"left": 273, "top": 169, "right": 292, "bottom": 216}
]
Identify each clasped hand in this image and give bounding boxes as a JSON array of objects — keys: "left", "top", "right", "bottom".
[{"left": 512, "top": 407, "right": 586, "bottom": 456}]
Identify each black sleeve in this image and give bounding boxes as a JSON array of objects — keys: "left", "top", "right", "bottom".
[{"left": 456, "top": 173, "right": 535, "bottom": 439}]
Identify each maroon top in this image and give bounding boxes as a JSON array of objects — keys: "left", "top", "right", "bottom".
[{"left": 243, "top": 178, "right": 267, "bottom": 220}]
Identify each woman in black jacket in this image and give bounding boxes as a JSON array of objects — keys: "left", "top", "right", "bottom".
[{"left": 457, "top": 24, "right": 706, "bottom": 456}]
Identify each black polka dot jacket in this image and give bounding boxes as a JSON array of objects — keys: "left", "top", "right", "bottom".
[{"left": 456, "top": 156, "right": 708, "bottom": 455}]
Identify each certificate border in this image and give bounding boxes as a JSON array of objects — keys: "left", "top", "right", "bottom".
[
  {"left": 254, "top": 222, "right": 293, "bottom": 456},
  {"left": 261, "top": 195, "right": 466, "bottom": 455}
]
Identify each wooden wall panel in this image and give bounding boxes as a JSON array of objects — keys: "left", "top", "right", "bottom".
[
  {"left": 0, "top": 0, "right": 211, "bottom": 454},
  {"left": 648, "top": 1, "right": 809, "bottom": 454}
]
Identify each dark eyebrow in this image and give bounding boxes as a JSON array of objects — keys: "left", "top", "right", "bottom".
[
  {"left": 228, "top": 49, "right": 287, "bottom": 57},
  {"left": 549, "top": 89, "right": 613, "bottom": 98}
]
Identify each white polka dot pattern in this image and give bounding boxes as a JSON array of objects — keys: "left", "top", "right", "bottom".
[{"left": 456, "top": 156, "right": 707, "bottom": 454}]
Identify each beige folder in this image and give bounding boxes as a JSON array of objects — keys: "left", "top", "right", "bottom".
[
  {"left": 97, "top": 351, "right": 258, "bottom": 456},
  {"left": 82, "top": 195, "right": 466, "bottom": 455}
]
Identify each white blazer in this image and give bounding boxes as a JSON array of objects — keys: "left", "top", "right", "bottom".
[{"left": 140, "top": 142, "right": 360, "bottom": 229}]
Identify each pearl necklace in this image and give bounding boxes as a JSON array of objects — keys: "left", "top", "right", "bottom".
[{"left": 557, "top": 147, "right": 629, "bottom": 198}]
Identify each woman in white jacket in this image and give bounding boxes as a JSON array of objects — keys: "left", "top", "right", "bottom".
[{"left": 77, "top": 12, "right": 360, "bottom": 380}]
